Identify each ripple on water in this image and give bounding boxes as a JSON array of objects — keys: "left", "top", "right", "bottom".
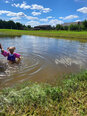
[
  {"left": 55, "top": 57, "right": 84, "bottom": 67},
  {"left": 0, "top": 60, "right": 8, "bottom": 78},
  {"left": 0, "top": 53, "right": 47, "bottom": 87}
]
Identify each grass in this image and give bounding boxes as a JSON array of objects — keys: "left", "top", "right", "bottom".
[
  {"left": 0, "top": 70, "right": 87, "bottom": 116},
  {"left": 0, "top": 29, "right": 87, "bottom": 42}
]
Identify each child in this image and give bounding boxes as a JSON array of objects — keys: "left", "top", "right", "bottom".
[{"left": 0, "top": 43, "right": 21, "bottom": 63}]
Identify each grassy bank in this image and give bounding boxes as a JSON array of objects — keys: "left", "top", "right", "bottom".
[
  {"left": 0, "top": 71, "right": 87, "bottom": 116},
  {"left": 0, "top": 29, "right": 87, "bottom": 42}
]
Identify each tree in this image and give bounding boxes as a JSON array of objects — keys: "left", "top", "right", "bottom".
[
  {"left": 82, "top": 20, "right": 87, "bottom": 30},
  {"left": 7, "top": 20, "right": 17, "bottom": 29},
  {"left": 27, "top": 25, "right": 31, "bottom": 29},
  {"left": 16, "top": 22, "right": 23, "bottom": 30},
  {"left": 63, "top": 26, "right": 69, "bottom": 30},
  {"left": 69, "top": 24, "right": 80, "bottom": 31},
  {"left": 0, "top": 20, "right": 4, "bottom": 29},
  {"left": 0, "top": 19, "right": 32, "bottom": 30},
  {"left": 56, "top": 24, "right": 63, "bottom": 30}
]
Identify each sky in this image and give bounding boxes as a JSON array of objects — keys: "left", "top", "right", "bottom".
[{"left": 0, "top": 0, "right": 87, "bottom": 27}]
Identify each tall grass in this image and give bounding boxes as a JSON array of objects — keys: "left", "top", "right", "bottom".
[
  {"left": 0, "top": 70, "right": 87, "bottom": 116},
  {"left": 0, "top": 29, "right": 87, "bottom": 42}
]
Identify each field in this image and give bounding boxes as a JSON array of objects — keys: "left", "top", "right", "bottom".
[
  {"left": 0, "top": 70, "right": 87, "bottom": 116},
  {"left": 0, "top": 29, "right": 87, "bottom": 42}
]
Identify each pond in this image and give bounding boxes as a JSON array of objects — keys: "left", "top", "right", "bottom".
[{"left": 0, "top": 35, "right": 87, "bottom": 89}]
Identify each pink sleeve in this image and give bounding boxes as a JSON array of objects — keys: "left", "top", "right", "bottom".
[
  {"left": 1, "top": 50, "right": 9, "bottom": 57},
  {"left": 14, "top": 53, "right": 21, "bottom": 58}
]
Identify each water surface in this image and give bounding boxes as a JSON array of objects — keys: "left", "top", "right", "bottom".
[{"left": 0, "top": 35, "right": 87, "bottom": 89}]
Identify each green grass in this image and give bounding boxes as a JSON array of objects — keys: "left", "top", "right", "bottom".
[
  {"left": 0, "top": 29, "right": 87, "bottom": 42},
  {"left": 0, "top": 70, "right": 87, "bottom": 116}
]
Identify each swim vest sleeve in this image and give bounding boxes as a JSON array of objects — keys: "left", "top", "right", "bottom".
[
  {"left": 14, "top": 53, "right": 21, "bottom": 58},
  {"left": 1, "top": 50, "right": 9, "bottom": 57}
]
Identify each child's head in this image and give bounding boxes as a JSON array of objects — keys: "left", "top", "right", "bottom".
[{"left": 7, "top": 47, "right": 15, "bottom": 54}]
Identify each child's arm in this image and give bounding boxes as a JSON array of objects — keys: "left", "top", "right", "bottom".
[
  {"left": 0, "top": 43, "right": 8, "bottom": 57},
  {"left": 0, "top": 43, "right": 4, "bottom": 53},
  {"left": 0, "top": 43, "right": 2, "bottom": 49},
  {"left": 14, "top": 53, "right": 21, "bottom": 63},
  {"left": 0, "top": 43, "right": 3, "bottom": 52},
  {"left": 16, "top": 57, "right": 21, "bottom": 63}
]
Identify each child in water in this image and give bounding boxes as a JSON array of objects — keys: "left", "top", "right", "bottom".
[{"left": 0, "top": 43, "right": 21, "bottom": 63}]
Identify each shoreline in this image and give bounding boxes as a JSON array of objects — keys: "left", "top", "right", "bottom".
[{"left": 0, "top": 29, "right": 87, "bottom": 42}]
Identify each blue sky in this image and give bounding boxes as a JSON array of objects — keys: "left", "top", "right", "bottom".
[{"left": 0, "top": 0, "right": 87, "bottom": 26}]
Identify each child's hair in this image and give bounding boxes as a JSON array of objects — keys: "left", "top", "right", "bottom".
[
  {"left": 7, "top": 47, "right": 15, "bottom": 50},
  {"left": 7, "top": 47, "right": 16, "bottom": 53}
]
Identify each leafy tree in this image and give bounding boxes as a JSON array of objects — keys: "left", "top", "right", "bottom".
[
  {"left": 16, "top": 22, "right": 23, "bottom": 30},
  {"left": 82, "top": 20, "right": 87, "bottom": 30},
  {"left": 7, "top": 20, "right": 17, "bottom": 29},
  {"left": 56, "top": 24, "right": 63, "bottom": 30},
  {"left": 63, "top": 26, "right": 69, "bottom": 30},
  {"left": 0, "top": 19, "right": 26, "bottom": 30},
  {"left": 69, "top": 24, "right": 80, "bottom": 31},
  {"left": 0, "top": 20, "right": 4, "bottom": 29},
  {"left": 27, "top": 25, "right": 31, "bottom": 29}
]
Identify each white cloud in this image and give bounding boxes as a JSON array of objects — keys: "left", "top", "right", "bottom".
[
  {"left": 75, "top": 19, "right": 81, "bottom": 22},
  {"left": 26, "top": 16, "right": 38, "bottom": 20},
  {"left": 12, "top": 3, "right": 20, "bottom": 7},
  {"left": 43, "top": 8, "right": 51, "bottom": 13},
  {"left": 59, "top": 15, "right": 79, "bottom": 20},
  {"left": 31, "top": 4, "right": 43, "bottom": 10},
  {"left": 25, "top": 18, "right": 64, "bottom": 27},
  {"left": 59, "top": 17, "right": 64, "bottom": 19},
  {"left": 64, "top": 15, "right": 79, "bottom": 20},
  {"left": 6, "top": 12, "right": 17, "bottom": 17},
  {"left": 47, "top": 16, "right": 53, "bottom": 19},
  {"left": 5, "top": 1, "right": 9, "bottom": 3},
  {"left": 10, "top": 17, "right": 21, "bottom": 20},
  {"left": 40, "top": 18, "right": 48, "bottom": 22},
  {"left": 49, "top": 19, "right": 64, "bottom": 26},
  {"left": 77, "top": 7, "right": 87, "bottom": 13},
  {"left": 7, "top": 12, "right": 26, "bottom": 17},
  {"left": 39, "top": 16, "right": 54, "bottom": 22},
  {"left": 20, "top": 2, "right": 31, "bottom": 9},
  {"left": 12, "top": 1, "right": 31, "bottom": 10},
  {"left": 0, "top": 10, "right": 38, "bottom": 21},
  {"left": 31, "top": 4, "right": 51, "bottom": 13},
  {"left": 12, "top": 2, "right": 51, "bottom": 13},
  {"left": 17, "top": 12, "right": 26, "bottom": 17},
  {"left": 26, "top": 21, "right": 40, "bottom": 27},
  {"left": 0, "top": 10, "right": 10, "bottom": 14},
  {"left": 32, "top": 11, "right": 41, "bottom": 16}
]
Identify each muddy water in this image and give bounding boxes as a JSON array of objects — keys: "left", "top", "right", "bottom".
[{"left": 0, "top": 35, "right": 87, "bottom": 89}]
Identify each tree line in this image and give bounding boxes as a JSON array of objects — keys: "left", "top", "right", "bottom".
[
  {"left": 0, "top": 19, "right": 31, "bottom": 30},
  {"left": 55, "top": 20, "right": 87, "bottom": 31},
  {"left": 0, "top": 19, "right": 87, "bottom": 31}
]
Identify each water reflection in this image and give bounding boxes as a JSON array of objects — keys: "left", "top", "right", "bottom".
[
  {"left": 0, "top": 35, "right": 87, "bottom": 89},
  {"left": 0, "top": 34, "right": 21, "bottom": 38}
]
